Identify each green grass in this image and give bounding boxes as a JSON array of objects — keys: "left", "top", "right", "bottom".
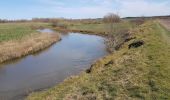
[
  {"left": 142, "top": 22, "right": 170, "bottom": 99},
  {"left": 0, "top": 22, "right": 50, "bottom": 42},
  {"left": 55, "top": 20, "right": 133, "bottom": 35},
  {"left": 27, "top": 21, "right": 170, "bottom": 100}
]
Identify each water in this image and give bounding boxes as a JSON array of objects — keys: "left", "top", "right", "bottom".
[{"left": 0, "top": 29, "right": 108, "bottom": 100}]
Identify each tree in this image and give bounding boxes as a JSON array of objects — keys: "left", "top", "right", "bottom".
[
  {"left": 103, "top": 13, "right": 121, "bottom": 23},
  {"left": 103, "top": 13, "right": 121, "bottom": 34}
]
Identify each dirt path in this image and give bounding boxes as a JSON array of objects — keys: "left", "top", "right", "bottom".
[
  {"left": 158, "top": 20, "right": 170, "bottom": 44},
  {"left": 159, "top": 19, "right": 170, "bottom": 31}
]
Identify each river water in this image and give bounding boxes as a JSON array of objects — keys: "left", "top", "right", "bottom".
[{"left": 0, "top": 29, "right": 108, "bottom": 100}]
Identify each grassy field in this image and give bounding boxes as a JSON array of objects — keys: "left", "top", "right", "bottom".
[
  {"left": 0, "top": 22, "right": 60, "bottom": 63},
  {"left": 27, "top": 21, "right": 170, "bottom": 100},
  {"left": 0, "top": 22, "right": 50, "bottom": 42},
  {"left": 54, "top": 20, "right": 134, "bottom": 35}
]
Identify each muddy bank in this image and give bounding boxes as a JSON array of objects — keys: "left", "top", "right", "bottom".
[{"left": 0, "top": 33, "right": 60, "bottom": 63}]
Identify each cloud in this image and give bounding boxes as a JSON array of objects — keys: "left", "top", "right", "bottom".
[
  {"left": 34, "top": 0, "right": 116, "bottom": 18},
  {"left": 35, "top": 0, "right": 170, "bottom": 18},
  {"left": 46, "top": 6, "right": 115, "bottom": 18},
  {"left": 1, "top": 0, "right": 169, "bottom": 19},
  {"left": 116, "top": 0, "right": 170, "bottom": 17}
]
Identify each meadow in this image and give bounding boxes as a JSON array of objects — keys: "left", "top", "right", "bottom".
[
  {"left": 0, "top": 22, "right": 60, "bottom": 63},
  {"left": 0, "top": 22, "right": 49, "bottom": 42},
  {"left": 53, "top": 19, "right": 135, "bottom": 35}
]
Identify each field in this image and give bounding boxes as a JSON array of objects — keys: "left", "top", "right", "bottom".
[
  {"left": 0, "top": 22, "right": 50, "bottom": 42},
  {"left": 0, "top": 22, "right": 60, "bottom": 63},
  {"left": 53, "top": 20, "right": 135, "bottom": 36},
  {"left": 27, "top": 20, "right": 170, "bottom": 99}
]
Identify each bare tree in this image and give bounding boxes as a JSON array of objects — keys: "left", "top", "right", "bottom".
[
  {"left": 103, "top": 13, "right": 121, "bottom": 34},
  {"left": 103, "top": 13, "right": 121, "bottom": 23}
]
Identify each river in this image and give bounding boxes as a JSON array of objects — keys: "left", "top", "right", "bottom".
[{"left": 0, "top": 29, "right": 108, "bottom": 100}]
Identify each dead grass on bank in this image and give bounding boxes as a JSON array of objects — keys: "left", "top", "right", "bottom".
[{"left": 0, "top": 33, "right": 60, "bottom": 63}]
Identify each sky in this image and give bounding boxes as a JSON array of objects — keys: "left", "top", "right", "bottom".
[{"left": 0, "top": 0, "right": 170, "bottom": 19}]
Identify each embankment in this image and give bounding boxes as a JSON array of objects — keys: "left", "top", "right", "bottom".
[
  {"left": 27, "top": 21, "right": 170, "bottom": 100},
  {"left": 0, "top": 33, "right": 60, "bottom": 63}
]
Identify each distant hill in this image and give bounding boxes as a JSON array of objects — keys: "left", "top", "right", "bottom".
[{"left": 123, "top": 15, "right": 170, "bottom": 20}]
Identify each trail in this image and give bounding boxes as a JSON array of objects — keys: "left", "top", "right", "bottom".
[
  {"left": 157, "top": 21, "right": 170, "bottom": 44},
  {"left": 159, "top": 19, "right": 170, "bottom": 31}
]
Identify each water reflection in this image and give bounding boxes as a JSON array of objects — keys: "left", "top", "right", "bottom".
[{"left": 0, "top": 31, "right": 108, "bottom": 100}]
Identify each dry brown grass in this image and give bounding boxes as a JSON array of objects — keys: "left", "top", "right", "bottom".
[{"left": 0, "top": 33, "right": 60, "bottom": 63}]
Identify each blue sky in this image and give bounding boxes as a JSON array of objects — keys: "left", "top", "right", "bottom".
[{"left": 0, "top": 0, "right": 170, "bottom": 19}]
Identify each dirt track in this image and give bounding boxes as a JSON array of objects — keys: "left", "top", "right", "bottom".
[
  {"left": 158, "top": 20, "right": 170, "bottom": 44},
  {"left": 159, "top": 19, "right": 170, "bottom": 31}
]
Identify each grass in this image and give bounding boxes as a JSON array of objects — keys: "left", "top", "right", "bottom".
[
  {"left": 54, "top": 20, "right": 133, "bottom": 35},
  {"left": 0, "top": 33, "right": 60, "bottom": 63},
  {"left": 0, "top": 22, "right": 60, "bottom": 63},
  {"left": 0, "top": 22, "right": 50, "bottom": 42},
  {"left": 27, "top": 21, "right": 170, "bottom": 100}
]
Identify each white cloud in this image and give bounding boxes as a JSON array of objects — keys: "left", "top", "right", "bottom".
[
  {"left": 32, "top": 0, "right": 170, "bottom": 18},
  {"left": 116, "top": 0, "right": 170, "bottom": 17},
  {"left": 35, "top": 0, "right": 116, "bottom": 18},
  {"left": 40, "top": 6, "right": 114, "bottom": 19}
]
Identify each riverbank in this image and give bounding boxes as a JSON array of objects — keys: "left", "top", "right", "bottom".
[
  {"left": 27, "top": 21, "right": 170, "bottom": 99},
  {"left": 0, "top": 32, "right": 106, "bottom": 100},
  {"left": 0, "top": 33, "right": 60, "bottom": 63},
  {"left": 0, "top": 22, "right": 60, "bottom": 63},
  {"left": 53, "top": 20, "right": 133, "bottom": 36},
  {"left": 53, "top": 20, "right": 134, "bottom": 52}
]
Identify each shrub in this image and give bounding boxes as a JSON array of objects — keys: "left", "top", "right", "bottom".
[
  {"left": 103, "top": 13, "right": 121, "bottom": 34},
  {"left": 103, "top": 13, "right": 121, "bottom": 23}
]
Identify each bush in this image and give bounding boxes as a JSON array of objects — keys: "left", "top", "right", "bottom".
[
  {"left": 103, "top": 13, "right": 121, "bottom": 34},
  {"left": 103, "top": 13, "right": 121, "bottom": 24}
]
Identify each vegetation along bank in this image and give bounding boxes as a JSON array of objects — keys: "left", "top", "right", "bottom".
[
  {"left": 0, "top": 22, "right": 61, "bottom": 63},
  {"left": 27, "top": 15, "right": 170, "bottom": 99}
]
